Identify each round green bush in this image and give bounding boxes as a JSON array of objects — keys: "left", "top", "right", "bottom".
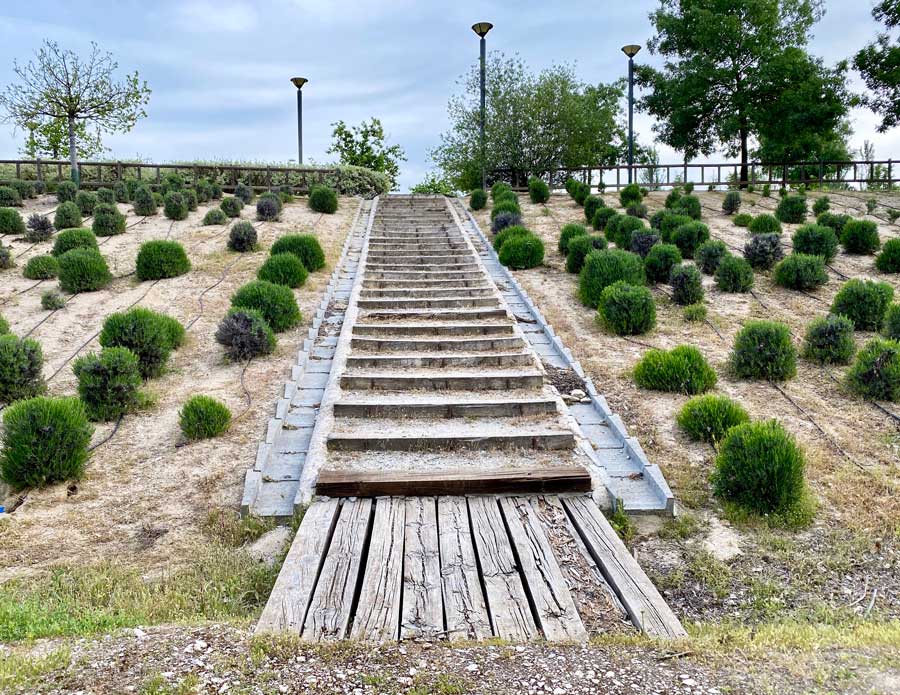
[
  {"left": 578, "top": 249, "right": 645, "bottom": 308},
  {"left": 619, "top": 183, "right": 642, "bottom": 208},
  {"left": 56, "top": 181, "right": 78, "bottom": 203},
  {"left": 722, "top": 191, "right": 741, "bottom": 215},
  {"left": 153, "top": 192, "right": 164, "bottom": 207},
  {"left": 626, "top": 202, "right": 648, "bottom": 219},
  {"left": 0, "top": 334, "right": 45, "bottom": 404},
  {"left": 231, "top": 280, "right": 301, "bottom": 332},
  {"left": 683, "top": 302, "right": 707, "bottom": 322},
  {"left": 0, "top": 186, "right": 22, "bottom": 207},
  {"left": 730, "top": 320, "right": 797, "bottom": 381},
  {"left": 677, "top": 394, "right": 749, "bottom": 444},
  {"left": 884, "top": 304, "right": 900, "bottom": 340},
  {"left": 234, "top": 182, "right": 254, "bottom": 204},
  {"left": 23, "top": 255, "right": 59, "bottom": 280},
  {"left": 491, "top": 181, "right": 512, "bottom": 199},
  {"left": 75, "top": 190, "right": 97, "bottom": 216},
  {"left": 565, "top": 234, "right": 606, "bottom": 274},
  {"left": 650, "top": 209, "right": 669, "bottom": 230},
  {"left": 52, "top": 228, "right": 97, "bottom": 257},
  {"left": 135, "top": 240, "right": 191, "bottom": 281},
  {"left": 257, "top": 252, "right": 308, "bottom": 287},
  {"left": 715, "top": 255, "right": 754, "bottom": 292},
  {"left": 7, "top": 180, "right": 34, "bottom": 199},
  {"left": 812, "top": 196, "right": 830, "bottom": 216},
  {"left": 659, "top": 213, "right": 693, "bottom": 242},
  {"left": 664, "top": 189, "right": 682, "bottom": 209},
  {"left": 840, "top": 220, "right": 880, "bottom": 254},
  {"left": 713, "top": 420, "right": 806, "bottom": 514},
  {"left": 256, "top": 195, "right": 280, "bottom": 221},
  {"left": 775, "top": 195, "right": 807, "bottom": 224},
  {"left": 73, "top": 347, "right": 142, "bottom": 421},
  {"left": 695, "top": 240, "right": 728, "bottom": 275},
  {"left": 220, "top": 196, "right": 243, "bottom": 218},
  {"left": 634, "top": 345, "right": 716, "bottom": 394},
  {"left": 816, "top": 212, "right": 851, "bottom": 235},
  {"left": 54, "top": 201, "right": 82, "bottom": 231},
  {"left": 470, "top": 188, "right": 487, "bottom": 210},
  {"left": 671, "top": 221, "right": 710, "bottom": 258},
  {"left": 179, "top": 395, "right": 231, "bottom": 440},
  {"left": 583, "top": 195, "right": 603, "bottom": 223},
  {"left": 733, "top": 213, "right": 752, "bottom": 228},
  {"left": 492, "top": 225, "right": 530, "bottom": 252},
  {"left": 792, "top": 224, "right": 838, "bottom": 262},
  {"left": 269, "top": 234, "right": 325, "bottom": 271},
  {"left": 309, "top": 185, "right": 338, "bottom": 214},
  {"left": 748, "top": 214, "right": 782, "bottom": 235},
  {"left": 830, "top": 279, "right": 894, "bottom": 330},
  {"left": 743, "top": 233, "right": 783, "bottom": 270},
  {"left": 846, "top": 338, "right": 900, "bottom": 401},
  {"left": 630, "top": 230, "right": 660, "bottom": 258},
  {"left": 876, "top": 238, "right": 900, "bottom": 273},
  {"left": 58, "top": 248, "right": 112, "bottom": 293},
  {"left": 592, "top": 207, "right": 617, "bottom": 231},
  {"left": 597, "top": 281, "right": 655, "bottom": 335},
  {"left": 182, "top": 188, "right": 198, "bottom": 211},
  {"left": 163, "top": 191, "right": 189, "bottom": 221},
  {"left": 132, "top": 185, "right": 157, "bottom": 216},
  {"left": 608, "top": 215, "right": 646, "bottom": 249},
  {"left": 41, "top": 290, "right": 65, "bottom": 310},
  {"left": 670, "top": 264, "right": 704, "bottom": 305},
  {"left": 801, "top": 313, "right": 855, "bottom": 364},
  {"left": 203, "top": 208, "right": 228, "bottom": 226},
  {"left": 574, "top": 182, "right": 590, "bottom": 205},
  {"left": 99, "top": 307, "right": 181, "bottom": 379},
  {"left": 0, "top": 208, "right": 25, "bottom": 236},
  {"left": 115, "top": 181, "right": 130, "bottom": 203},
  {"left": 228, "top": 221, "right": 257, "bottom": 252},
  {"left": 499, "top": 233, "right": 544, "bottom": 269},
  {"left": 490, "top": 199, "right": 521, "bottom": 221},
  {"left": 773, "top": 253, "right": 827, "bottom": 290},
  {"left": 215, "top": 307, "right": 276, "bottom": 361},
  {"left": 676, "top": 194, "right": 702, "bottom": 220},
  {"left": 0, "top": 396, "right": 93, "bottom": 489},
  {"left": 528, "top": 177, "right": 550, "bottom": 204},
  {"left": 92, "top": 203, "right": 126, "bottom": 236},
  {"left": 491, "top": 210, "right": 521, "bottom": 233},
  {"left": 24, "top": 213, "right": 53, "bottom": 242},
  {"left": 558, "top": 223, "right": 588, "bottom": 254},
  {"left": 644, "top": 243, "right": 682, "bottom": 283}
]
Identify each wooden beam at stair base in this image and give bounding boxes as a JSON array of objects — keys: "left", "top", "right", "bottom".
[{"left": 315, "top": 467, "right": 591, "bottom": 498}]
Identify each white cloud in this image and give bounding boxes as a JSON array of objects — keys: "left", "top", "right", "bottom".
[{"left": 175, "top": 0, "right": 258, "bottom": 32}]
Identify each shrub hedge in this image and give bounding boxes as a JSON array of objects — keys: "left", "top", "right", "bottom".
[
  {"left": 643, "top": 243, "right": 682, "bottom": 283},
  {"left": 775, "top": 195, "right": 807, "bottom": 224},
  {"left": 715, "top": 254, "right": 754, "bottom": 292},
  {"left": 670, "top": 264, "right": 704, "bottom": 305},
  {"left": 841, "top": 219, "right": 880, "bottom": 254},
  {"left": 135, "top": 240, "right": 191, "bottom": 281},
  {"left": 54, "top": 201, "right": 82, "bottom": 231},
  {"left": 163, "top": 191, "right": 189, "bottom": 221},
  {"left": 470, "top": 189, "right": 487, "bottom": 210},
  {"left": 270, "top": 234, "right": 325, "bottom": 271},
  {"left": 132, "top": 185, "right": 157, "bottom": 216},
  {"left": 565, "top": 234, "right": 606, "bottom": 274},
  {"left": 773, "top": 253, "right": 827, "bottom": 290},
  {"left": 0, "top": 208, "right": 25, "bottom": 235},
  {"left": 748, "top": 214, "right": 782, "bottom": 235},
  {"left": 0, "top": 334, "right": 45, "bottom": 404},
  {"left": 215, "top": 308, "right": 277, "bottom": 361},
  {"left": 830, "top": 279, "right": 893, "bottom": 330},
  {"left": 677, "top": 394, "right": 749, "bottom": 444},
  {"left": 220, "top": 196, "right": 243, "bottom": 218},
  {"left": 58, "top": 248, "right": 112, "bottom": 293},
  {"left": 695, "top": 240, "right": 728, "bottom": 275},
  {"left": 257, "top": 252, "right": 308, "bottom": 287},
  {"left": 730, "top": 320, "right": 797, "bottom": 381},
  {"left": 499, "top": 233, "right": 544, "bottom": 269},
  {"left": 578, "top": 249, "right": 645, "bottom": 308},
  {"left": 73, "top": 347, "right": 142, "bottom": 421},
  {"left": 92, "top": 203, "right": 126, "bottom": 236},
  {"left": 231, "top": 280, "right": 301, "bottom": 332},
  {"left": 597, "top": 281, "right": 656, "bottom": 335},
  {"left": 309, "top": 185, "right": 339, "bottom": 214},
  {"left": 180, "top": 395, "right": 232, "bottom": 440},
  {"left": 24, "top": 213, "right": 52, "bottom": 241},
  {"left": 228, "top": 221, "right": 257, "bottom": 252},
  {"left": 528, "top": 177, "right": 550, "bottom": 204},
  {"left": 744, "top": 233, "right": 783, "bottom": 270},
  {"left": 99, "top": 307, "right": 183, "bottom": 379},
  {"left": 801, "top": 313, "right": 855, "bottom": 364},
  {"left": 23, "top": 255, "right": 59, "bottom": 280},
  {"left": 633, "top": 345, "right": 717, "bottom": 394},
  {"left": 558, "top": 223, "right": 587, "bottom": 255},
  {"left": 792, "top": 224, "right": 838, "bottom": 262},
  {"left": 203, "top": 208, "right": 228, "bottom": 226},
  {"left": 52, "top": 228, "right": 97, "bottom": 257}
]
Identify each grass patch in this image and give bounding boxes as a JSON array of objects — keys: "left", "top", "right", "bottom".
[
  {"left": 0, "top": 648, "right": 69, "bottom": 691},
  {"left": 139, "top": 673, "right": 200, "bottom": 695},
  {"left": 658, "top": 511, "right": 702, "bottom": 540},
  {"left": 687, "top": 550, "right": 732, "bottom": 599},
  {"left": 721, "top": 485, "right": 817, "bottom": 531},
  {"left": 200, "top": 508, "right": 276, "bottom": 547},
  {"left": 605, "top": 500, "right": 636, "bottom": 546}
]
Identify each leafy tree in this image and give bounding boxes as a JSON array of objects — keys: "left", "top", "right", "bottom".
[
  {"left": 327, "top": 117, "right": 406, "bottom": 190},
  {"left": 432, "top": 52, "right": 626, "bottom": 190},
  {"left": 854, "top": 0, "right": 900, "bottom": 132},
  {"left": 409, "top": 171, "right": 457, "bottom": 195},
  {"left": 636, "top": 0, "right": 850, "bottom": 184},
  {"left": 0, "top": 41, "right": 150, "bottom": 183},
  {"left": 21, "top": 117, "right": 105, "bottom": 160}
]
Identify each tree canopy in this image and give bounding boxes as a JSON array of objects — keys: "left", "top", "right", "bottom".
[
  {"left": 431, "top": 53, "right": 626, "bottom": 190},
  {"left": 327, "top": 118, "right": 406, "bottom": 190},
  {"left": 854, "top": 0, "right": 900, "bottom": 133},
  {"left": 636, "top": 0, "right": 852, "bottom": 181},
  {"left": 21, "top": 117, "right": 105, "bottom": 160}
]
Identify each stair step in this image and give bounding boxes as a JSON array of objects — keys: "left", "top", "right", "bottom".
[
  {"left": 360, "top": 286, "right": 494, "bottom": 298},
  {"left": 340, "top": 369, "right": 543, "bottom": 391},
  {"left": 333, "top": 396, "right": 558, "bottom": 418},
  {"left": 345, "top": 351, "right": 533, "bottom": 369},
  {"left": 360, "top": 308, "right": 508, "bottom": 321},
  {"left": 327, "top": 424, "right": 575, "bottom": 452},
  {"left": 363, "top": 278, "right": 489, "bottom": 288},
  {"left": 365, "top": 271, "right": 486, "bottom": 281},
  {"left": 351, "top": 335, "right": 523, "bottom": 351},
  {"left": 352, "top": 322, "right": 515, "bottom": 337},
  {"left": 357, "top": 297, "right": 498, "bottom": 309},
  {"left": 366, "top": 254, "right": 475, "bottom": 263},
  {"left": 365, "top": 262, "right": 480, "bottom": 271}
]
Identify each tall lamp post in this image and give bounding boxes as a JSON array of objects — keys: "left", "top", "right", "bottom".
[
  {"left": 621, "top": 45, "right": 641, "bottom": 184},
  {"left": 472, "top": 22, "right": 493, "bottom": 191},
  {"left": 290, "top": 77, "right": 308, "bottom": 165}
]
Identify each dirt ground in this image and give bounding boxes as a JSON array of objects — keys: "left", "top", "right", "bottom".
[{"left": 0, "top": 192, "right": 358, "bottom": 579}]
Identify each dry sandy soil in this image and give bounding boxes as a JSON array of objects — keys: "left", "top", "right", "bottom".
[{"left": 0, "top": 192, "right": 358, "bottom": 579}]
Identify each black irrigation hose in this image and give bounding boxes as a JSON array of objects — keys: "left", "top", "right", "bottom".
[{"left": 88, "top": 414, "right": 124, "bottom": 453}]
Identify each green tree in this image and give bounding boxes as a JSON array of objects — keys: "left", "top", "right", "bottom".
[
  {"left": 327, "top": 118, "right": 406, "bottom": 190},
  {"left": 854, "top": 0, "right": 900, "bottom": 133},
  {"left": 432, "top": 52, "right": 626, "bottom": 190},
  {"left": 636, "top": 0, "right": 849, "bottom": 184},
  {"left": 0, "top": 40, "right": 150, "bottom": 183},
  {"left": 21, "top": 117, "right": 105, "bottom": 160}
]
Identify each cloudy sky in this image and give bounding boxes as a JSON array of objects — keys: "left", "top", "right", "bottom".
[{"left": 0, "top": 1, "right": 894, "bottom": 190}]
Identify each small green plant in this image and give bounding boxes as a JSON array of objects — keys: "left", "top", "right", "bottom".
[
  {"left": 0, "top": 396, "right": 93, "bottom": 489},
  {"left": 713, "top": 420, "right": 806, "bottom": 515},
  {"left": 748, "top": 214, "right": 782, "bottom": 235},
  {"left": 565, "top": 234, "right": 606, "bottom": 274},
  {"left": 643, "top": 243, "right": 682, "bottom": 283},
  {"left": 801, "top": 314, "right": 855, "bottom": 365},
  {"left": 650, "top": 209, "right": 670, "bottom": 230},
  {"left": 664, "top": 188, "right": 682, "bottom": 209},
  {"left": 792, "top": 224, "right": 838, "bottom": 262},
  {"left": 607, "top": 215, "right": 646, "bottom": 249},
  {"left": 733, "top": 213, "right": 752, "bottom": 227},
  {"left": 41, "top": 289, "right": 65, "bottom": 310},
  {"left": 875, "top": 237, "right": 900, "bottom": 273},
  {"left": 256, "top": 195, "right": 280, "bottom": 221},
  {"left": 619, "top": 183, "right": 642, "bottom": 207},
  {"left": 132, "top": 185, "right": 157, "bottom": 216},
  {"left": 683, "top": 181, "right": 695, "bottom": 194},
  {"left": 23, "top": 255, "right": 59, "bottom": 280},
  {"left": 182, "top": 188, "right": 199, "bottom": 211},
  {"left": 215, "top": 308, "right": 276, "bottom": 361},
  {"left": 469, "top": 188, "right": 487, "bottom": 210},
  {"left": 597, "top": 281, "right": 656, "bottom": 335},
  {"left": 308, "top": 185, "right": 338, "bottom": 214},
  {"left": 743, "top": 233, "right": 783, "bottom": 270},
  {"left": 55, "top": 181, "right": 77, "bottom": 203},
  {"left": 659, "top": 213, "right": 693, "bottom": 242},
  {"left": 730, "top": 320, "right": 797, "bottom": 381},
  {"left": 634, "top": 345, "right": 716, "bottom": 394},
  {"left": 491, "top": 181, "right": 512, "bottom": 199},
  {"left": 491, "top": 210, "right": 521, "bottom": 233},
  {"left": 722, "top": 191, "right": 741, "bottom": 215},
  {"left": 0, "top": 186, "right": 22, "bottom": 207},
  {"left": 775, "top": 194, "right": 807, "bottom": 224},
  {"left": 528, "top": 176, "right": 550, "bottom": 204},
  {"left": 816, "top": 211, "right": 851, "bottom": 235},
  {"left": 492, "top": 225, "right": 530, "bottom": 252},
  {"left": 830, "top": 278, "right": 894, "bottom": 330},
  {"left": 629, "top": 230, "right": 660, "bottom": 258},
  {"left": 257, "top": 253, "right": 308, "bottom": 288},
  {"left": 0, "top": 244, "right": 12, "bottom": 270},
  {"left": 269, "top": 234, "right": 325, "bottom": 271},
  {"left": 0, "top": 208, "right": 25, "bottom": 235},
  {"left": 578, "top": 249, "right": 645, "bottom": 308},
  {"left": 74, "top": 190, "right": 97, "bottom": 216},
  {"left": 683, "top": 302, "right": 707, "bottom": 322},
  {"left": 498, "top": 233, "right": 544, "bottom": 269},
  {"left": 228, "top": 221, "right": 257, "bottom": 253},
  {"left": 92, "top": 203, "right": 126, "bottom": 236},
  {"left": 73, "top": 347, "right": 142, "bottom": 421},
  {"left": 670, "top": 264, "right": 704, "bottom": 305},
  {"left": 234, "top": 181, "right": 254, "bottom": 204},
  {"left": 220, "top": 196, "right": 243, "bottom": 218},
  {"left": 573, "top": 182, "right": 590, "bottom": 205},
  {"left": 671, "top": 221, "right": 710, "bottom": 258},
  {"left": 135, "top": 240, "right": 192, "bottom": 281},
  {"left": 762, "top": 183, "right": 771, "bottom": 197},
  {"left": 163, "top": 191, "right": 188, "bottom": 221},
  {"left": 99, "top": 307, "right": 183, "bottom": 379},
  {"left": 583, "top": 195, "right": 603, "bottom": 223},
  {"left": 695, "top": 240, "right": 728, "bottom": 274},
  {"left": 53, "top": 201, "right": 82, "bottom": 231},
  {"left": 58, "top": 248, "right": 112, "bottom": 293},
  {"left": 675, "top": 194, "right": 702, "bottom": 220},
  {"left": 231, "top": 280, "right": 301, "bottom": 332},
  {"left": 558, "top": 223, "right": 587, "bottom": 254},
  {"left": 52, "top": 228, "right": 97, "bottom": 257},
  {"left": 114, "top": 180, "right": 129, "bottom": 202},
  {"left": 846, "top": 338, "right": 900, "bottom": 401},
  {"left": 203, "top": 208, "right": 228, "bottom": 226},
  {"left": 884, "top": 304, "right": 900, "bottom": 340},
  {"left": 840, "top": 219, "right": 880, "bottom": 254},
  {"left": 24, "top": 213, "right": 52, "bottom": 241},
  {"left": 7, "top": 179, "right": 35, "bottom": 199},
  {"left": 490, "top": 199, "right": 521, "bottom": 221},
  {"left": 179, "top": 395, "right": 231, "bottom": 440},
  {"left": 866, "top": 197, "right": 877, "bottom": 214},
  {"left": 626, "top": 201, "right": 648, "bottom": 218},
  {"left": 0, "top": 334, "right": 45, "bottom": 404},
  {"left": 677, "top": 394, "right": 749, "bottom": 444},
  {"left": 772, "top": 253, "right": 827, "bottom": 291},
  {"left": 715, "top": 254, "right": 754, "bottom": 292},
  {"left": 812, "top": 196, "right": 830, "bottom": 216}
]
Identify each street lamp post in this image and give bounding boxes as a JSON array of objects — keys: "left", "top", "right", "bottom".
[
  {"left": 621, "top": 45, "right": 641, "bottom": 185},
  {"left": 290, "top": 77, "right": 308, "bottom": 165},
  {"left": 472, "top": 22, "right": 493, "bottom": 191}
]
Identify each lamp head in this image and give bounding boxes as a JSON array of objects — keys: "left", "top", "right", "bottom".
[
  {"left": 290, "top": 77, "right": 308, "bottom": 90},
  {"left": 472, "top": 22, "right": 493, "bottom": 38},
  {"left": 621, "top": 44, "right": 641, "bottom": 58}
]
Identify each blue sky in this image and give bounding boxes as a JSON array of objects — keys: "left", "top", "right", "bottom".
[{"left": 0, "top": 1, "right": 894, "bottom": 191}]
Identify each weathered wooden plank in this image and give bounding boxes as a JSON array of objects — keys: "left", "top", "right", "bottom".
[
  {"left": 302, "top": 498, "right": 373, "bottom": 641},
  {"left": 400, "top": 497, "right": 443, "bottom": 640},
  {"left": 350, "top": 497, "right": 405, "bottom": 642},
  {"left": 499, "top": 497, "right": 588, "bottom": 642},
  {"left": 437, "top": 497, "right": 492, "bottom": 641},
  {"left": 562, "top": 496, "right": 687, "bottom": 639},
  {"left": 255, "top": 498, "right": 340, "bottom": 634},
  {"left": 468, "top": 496, "right": 538, "bottom": 641},
  {"left": 315, "top": 467, "right": 591, "bottom": 498}
]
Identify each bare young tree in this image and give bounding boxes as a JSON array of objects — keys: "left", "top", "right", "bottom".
[{"left": 0, "top": 40, "right": 151, "bottom": 182}]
